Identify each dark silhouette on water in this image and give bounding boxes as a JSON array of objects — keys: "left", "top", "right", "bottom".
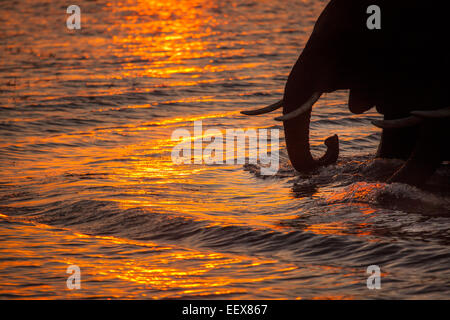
[{"left": 242, "top": 0, "right": 450, "bottom": 187}]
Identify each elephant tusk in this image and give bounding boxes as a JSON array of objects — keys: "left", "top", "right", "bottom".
[
  {"left": 240, "top": 100, "right": 283, "bottom": 115},
  {"left": 274, "top": 92, "right": 322, "bottom": 121},
  {"left": 411, "top": 107, "right": 450, "bottom": 119},
  {"left": 371, "top": 116, "right": 422, "bottom": 129}
]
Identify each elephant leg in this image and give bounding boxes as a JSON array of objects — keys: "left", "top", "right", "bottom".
[
  {"left": 376, "top": 125, "right": 419, "bottom": 160},
  {"left": 388, "top": 119, "right": 446, "bottom": 186}
]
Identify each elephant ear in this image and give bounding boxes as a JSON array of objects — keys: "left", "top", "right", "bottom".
[{"left": 348, "top": 89, "right": 375, "bottom": 114}]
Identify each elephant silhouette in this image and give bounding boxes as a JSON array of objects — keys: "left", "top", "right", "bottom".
[{"left": 242, "top": 0, "right": 449, "bottom": 187}]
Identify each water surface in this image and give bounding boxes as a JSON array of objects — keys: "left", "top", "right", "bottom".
[{"left": 0, "top": 0, "right": 449, "bottom": 299}]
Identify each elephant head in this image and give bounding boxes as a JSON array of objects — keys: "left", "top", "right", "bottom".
[{"left": 241, "top": 0, "right": 448, "bottom": 176}]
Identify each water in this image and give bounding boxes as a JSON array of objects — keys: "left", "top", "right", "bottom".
[{"left": 0, "top": 0, "right": 449, "bottom": 299}]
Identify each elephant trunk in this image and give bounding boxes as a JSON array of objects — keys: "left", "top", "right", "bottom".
[
  {"left": 282, "top": 57, "right": 339, "bottom": 172},
  {"left": 283, "top": 105, "right": 339, "bottom": 172}
]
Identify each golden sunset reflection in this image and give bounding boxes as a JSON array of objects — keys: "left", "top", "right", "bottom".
[
  {"left": 2, "top": 214, "right": 332, "bottom": 299},
  {"left": 108, "top": 0, "right": 216, "bottom": 80},
  {"left": 304, "top": 221, "right": 371, "bottom": 237},
  {"left": 2, "top": 0, "right": 438, "bottom": 300}
]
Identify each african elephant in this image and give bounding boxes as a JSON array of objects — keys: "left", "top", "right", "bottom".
[{"left": 242, "top": 0, "right": 449, "bottom": 187}]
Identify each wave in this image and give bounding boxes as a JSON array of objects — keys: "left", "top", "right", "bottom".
[
  {"left": 1, "top": 194, "right": 448, "bottom": 279},
  {"left": 246, "top": 153, "right": 450, "bottom": 215}
]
